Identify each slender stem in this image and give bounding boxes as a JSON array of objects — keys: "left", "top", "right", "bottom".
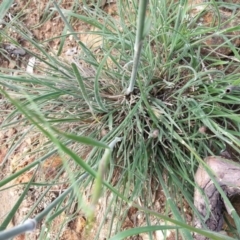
[
  {"left": 125, "top": 0, "right": 148, "bottom": 95},
  {"left": 0, "top": 173, "right": 88, "bottom": 240},
  {"left": 126, "top": 41, "right": 143, "bottom": 95},
  {"left": 0, "top": 219, "right": 37, "bottom": 240}
]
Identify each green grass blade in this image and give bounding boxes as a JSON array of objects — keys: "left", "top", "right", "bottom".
[
  {"left": 109, "top": 225, "right": 180, "bottom": 240},
  {"left": 0, "top": 0, "right": 14, "bottom": 21},
  {"left": 71, "top": 62, "right": 94, "bottom": 113},
  {"left": 0, "top": 172, "right": 36, "bottom": 231}
]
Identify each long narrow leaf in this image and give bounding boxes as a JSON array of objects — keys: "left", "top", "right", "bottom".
[{"left": 0, "top": 0, "right": 14, "bottom": 21}]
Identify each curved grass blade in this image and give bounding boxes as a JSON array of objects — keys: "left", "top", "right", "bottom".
[
  {"left": 0, "top": 170, "right": 36, "bottom": 231},
  {"left": 0, "top": 0, "right": 14, "bottom": 21},
  {"left": 109, "top": 225, "right": 180, "bottom": 240},
  {"left": 71, "top": 62, "right": 95, "bottom": 114},
  {"left": 55, "top": 129, "right": 109, "bottom": 149}
]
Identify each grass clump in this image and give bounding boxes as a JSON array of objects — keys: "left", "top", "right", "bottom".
[{"left": 1, "top": 0, "right": 240, "bottom": 239}]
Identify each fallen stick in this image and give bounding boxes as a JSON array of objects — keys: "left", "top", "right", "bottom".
[{"left": 193, "top": 156, "right": 240, "bottom": 240}]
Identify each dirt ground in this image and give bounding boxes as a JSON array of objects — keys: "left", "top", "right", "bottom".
[{"left": 1, "top": 0, "right": 240, "bottom": 240}]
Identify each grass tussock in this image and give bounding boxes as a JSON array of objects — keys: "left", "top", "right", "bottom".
[{"left": 1, "top": 0, "right": 240, "bottom": 239}]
